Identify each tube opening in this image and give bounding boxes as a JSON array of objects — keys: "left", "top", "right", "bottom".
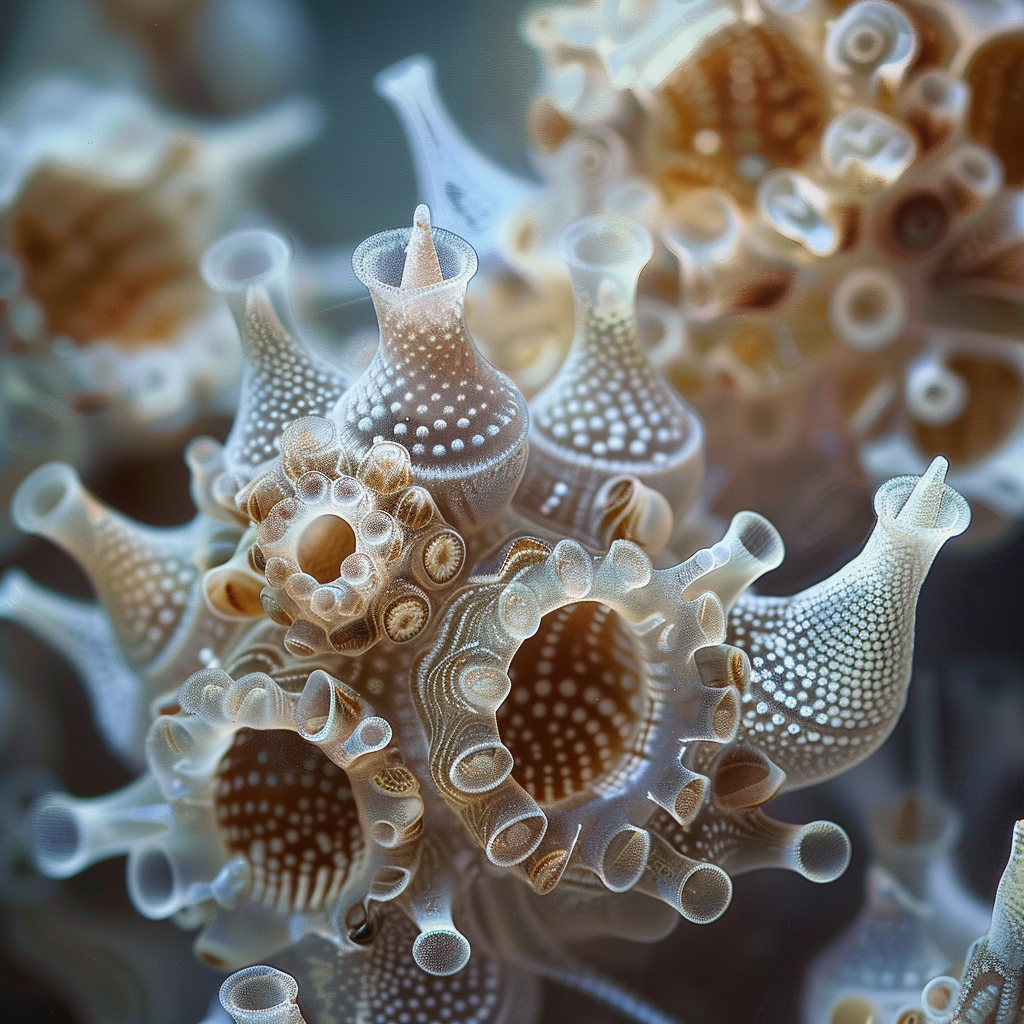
[
  {"left": 601, "top": 826, "right": 650, "bottom": 892},
  {"left": 130, "top": 846, "right": 176, "bottom": 917},
  {"left": 296, "top": 671, "right": 335, "bottom": 740},
  {"left": 669, "top": 189, "right": 737, "bottom": 253},
  {"left": 450, "top": 743, "right": 515, "bottom": 795},
  {"left": 297, "top": 515, "right": 356, "bottom": 585},
  {"left": 678, "top": 863, "right": 732, "bottom": 923},
  {"left": 486, "top": 809, "right": 547, "bottom": 867},
  {"left": 733, "top": 512, "right": 784, "bottom": 567},
  {"left": 202, "top": 230, "right": 291, "bottom": 293},
  {"left": 830, "top": 270, "right": 905, "bottom": 351},
  {"left": 795, "top": 821, "right": 851, "bottom": 882},
  {"left": 710, "top": 687, "right": 740, "bottom": 741},
  {"left": 352, "top": 223, "right": 476, "bottom": 294},
  {"left": 222, "top": 965, "right": 298, "bottom": 1013},
  {"left": 412, "top": 929, "right": 471, "bottom": 977},
  {"left": 12, "top": 463, "right": 77, "bottom": 531},
  {"left": 31, "top": 802, "right": 81, "bottom": 873},
  {"left": 560, "top": 213, "right": 653, "bottom": 271},
  {"left": 674, "top": 778, "right": 707, "bottom": 823}
]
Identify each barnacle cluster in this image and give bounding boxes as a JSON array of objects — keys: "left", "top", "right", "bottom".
[
  {"left": 0, "top": 200, "right": 978, "bottom": 1022},
  {"left": 376, "top": 0, "right": 1024, "bottom": 562},
  {"left": 0, "top": 79, "right": 317, "bottom": 423},
  {"left": 0, "top": 2, "right": 1022, "bottom": 1022}
]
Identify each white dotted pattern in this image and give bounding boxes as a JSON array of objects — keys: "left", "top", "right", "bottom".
[
  {"left": 214, "top": 729, "right": 363, "bottom": 915},
  {"left": 499, "top": 602, "right": 644, "bottom": 806},
  {"left": 533, "top": 300, "right": 689, "bottom": 466},
  {"left": 362, "top": 911, "right": 506, "bottom": 1024},
  {"left": 728, "top": 548, "right": 916, "bottom": 783},
  {"left": 93, "top": 517, "right": 195, "bottom": 666},
  {"left": 336, "top": 293, "right": 523, "bottom": 469},
  {"left": 228, "top": 291, "right": 346, "bottom": 476}
]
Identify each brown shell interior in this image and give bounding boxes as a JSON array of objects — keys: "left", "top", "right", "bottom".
[
  {"left": 498, "top": 602, "right": 647, "bottom": 807},
  {"left": 966, "top": 32, "right": 1024, "bottom": 187},
  {"left": 652, "top": 24, "right": 826, "bottom": 205},
  {"left": 213, "top": 728, "right": 364, "bottom": 914},
  {"left": 8, "top": 161, "right": 208, "bottom": 346}
]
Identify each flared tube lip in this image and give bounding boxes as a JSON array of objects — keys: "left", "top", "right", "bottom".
[
  {"left": 11, "top": 462, "right": 80, "bottom": 536},
  {"left": 873, "top": 462, "right": 971, "bottom": 538},
  {"left": 30, "top": 796, "right": 83, "bottom": 877},
  {"left": 352, "top": 222, "right": 478, "bottom": 299},
  {"left": 558, "top": 212, "right": 654, "bottom": 276},
  {"left": 201, "top": 230, "right": 292, "bottom": 294},
  {"left": 220, "top": 965, "right": 300, "bottom": 1020}
]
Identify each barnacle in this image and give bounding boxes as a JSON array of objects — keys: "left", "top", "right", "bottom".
[
  {"left": 376, "top": 0, "right": 1024, "bottom": 564},
  {"left": 0, "top": 78, "right": 318, "bottom": 423},
  {"left": 1, "top": 206, "right": 969, "bottom": 1022},
  {"left": 805, "top": 803, "right": 1024, "bottom": 1024}
]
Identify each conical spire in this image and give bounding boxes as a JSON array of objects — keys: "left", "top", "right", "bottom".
[{"left": 401, "top": 204, "right": 444, "bottom": 289}]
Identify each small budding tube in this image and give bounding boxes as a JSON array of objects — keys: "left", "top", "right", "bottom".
[{"left": 220, "top": 965, "right": 307, "bottom": 1024}]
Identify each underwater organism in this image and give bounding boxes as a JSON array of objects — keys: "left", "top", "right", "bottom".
[
  {"left": 844, "top": 815, "right": 1023, "bottom": 1024},
  {"left": 377, "top": 0, "right": 1024, "bottom": 567},
  {"left": 2, "top": 206, "right": 969, "bottom": 1023},
  {"left": 802, "top": 791, "right": 993, "bottom": 1023},
  {"left": 0, "top": 77, "right": 318, "bottom": 426}
]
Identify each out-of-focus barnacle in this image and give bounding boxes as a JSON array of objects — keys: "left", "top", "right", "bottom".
[
  {"left": 9, "top": 207, "right": 969, "bottom": 1023},
  {"left": 373, "top": 58, "right": 535, "bottom": 265},
  {"left": 0, "top": 443, "right": 252, "bottom": 764},
  {"left": 379, "top": 0, "right": 1024, "bottom": 567},
  {"left": 802, "top": 792, "right": 988, "bottom": 1024},
  {"left": 940, "top": 818, "right": 1024, "bottom": 1024},
  {"left": 0, "top": 78, "right": 319, "bottom": 426},
  {"left": 835, "top": 817, "right": 1024, "bottom": 1024}
]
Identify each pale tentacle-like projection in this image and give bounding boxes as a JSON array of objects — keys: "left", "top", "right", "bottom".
[
  {"left": 378, "top": 0, "right": 1024, "bottom": 561},
  {"left": 6, "top": 207, "right": 969, "bottom": 1024},
  {"left": 0, "top": 457, "right": 250, "bottom": 763}
]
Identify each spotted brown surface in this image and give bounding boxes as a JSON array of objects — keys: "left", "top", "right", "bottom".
[
  {"left": 213, "top": 728, "right": 364, "bottom": 914},
  {"left": 499, "top": 602, "right": 646, "bottom": 806}
]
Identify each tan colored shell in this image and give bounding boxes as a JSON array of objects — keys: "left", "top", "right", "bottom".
[
  {"left": 7, "top": 156, "right": 208, "bottom": 347},
  {"left": 652, "top": 23, "right": 827, "bottom": 206},
  {"left": 231, "top": 425, "right": 466, "bottom": 657}
]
